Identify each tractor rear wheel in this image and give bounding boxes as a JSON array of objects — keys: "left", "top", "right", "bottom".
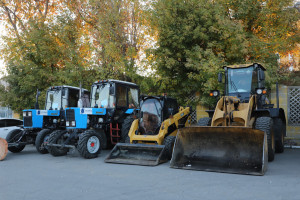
[
  {"left": 35, "top": 129, "right": 52, "bottom": 154},
  {"left": 48, "top": 130, "right": 68, "bottom": 156},
  {"left": 197, "top": 117, "right": 212, "bottom": 126},
  {"left": 77, "top": 130, "right": 106, "bottom": 159},
  {"left": 255, "top": 117, "right": 275, "bottom": 162},
  {"left": 6, "top": 129, "right": 26, "bottom": 153},
  {"left": 163, "top": 136, "right": 176, "bottom": 160},
  {"left": 274, "top": 118, "right": 285, "bottom": 153},
  {"left": 121, "top": 115, "right": 134, "bottom": 142}
]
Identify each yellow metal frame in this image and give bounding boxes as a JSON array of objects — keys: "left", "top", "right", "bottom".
[
  {"left": 128, "top": 107, "right": 191, "bottom": 145},
  {"left": 211, "top": 96, "right": 256, "bottom": 127}
]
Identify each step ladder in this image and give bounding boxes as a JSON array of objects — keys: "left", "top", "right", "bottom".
[{"left": 110, "top": 123, "right": 121, "bottom": 144}]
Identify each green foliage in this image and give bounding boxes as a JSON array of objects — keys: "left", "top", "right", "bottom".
[
  {"left": 0, "top": 0, "right": 298, "bottom": 113},
  {"left": 150, "top": 0, "right": 249, "bottom": 106}
]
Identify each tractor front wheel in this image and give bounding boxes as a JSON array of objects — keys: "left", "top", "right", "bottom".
[
  {"left": 35, "top": 129, "right": 52, "bottom": 154},
  {"left": 77, "top": 130, "right": 106, "bottom": 159},
  {"left": 48, "top": 130, "right": 68, "bottom": 156},
  {"left": 6, "top": 129, "right": 26, "bottom": 153}
]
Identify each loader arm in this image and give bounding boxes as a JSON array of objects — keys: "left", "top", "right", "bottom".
[
  {"left": 128, "top": 107, "right": 191, "bottom": 144},
  {"left": 211, "top": 96, "right": 255, "bottom": 127}
]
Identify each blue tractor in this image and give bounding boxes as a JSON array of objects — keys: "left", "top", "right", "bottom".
[
  {"left": 6, "top": 85, "right": 90, "bottom": 154},
  {"left": 47, "top": 80, "right": 140, "bottom": 159}
]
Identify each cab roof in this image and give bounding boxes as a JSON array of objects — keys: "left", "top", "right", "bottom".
[
  {"left": 225, "top": 63, "right": 266, "bottom": 71},
  {"left": 93, "top": 79, "right": 138, "bottom": 87},
  {"left": 48, "top": 85, "right": 89, "bottom": 92}
]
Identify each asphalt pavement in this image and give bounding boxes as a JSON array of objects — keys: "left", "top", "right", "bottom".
[{"left": 0, "top": 146, "right": 300, "bottom": 200}]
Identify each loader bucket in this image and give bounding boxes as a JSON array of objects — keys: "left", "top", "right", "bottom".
[
  {"left": 0, "top": 138, "right": 8, "bottom": 161},
  {"left": 170, "top": 126, "right": 267, "bottom": 175},
  {"left": 105, "top": 143, "right": 167, "bottom": 166}
]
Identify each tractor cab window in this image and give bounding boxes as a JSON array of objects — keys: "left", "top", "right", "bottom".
[
  {"left": 227, "top": 67, "right": 253, "bottom": 94},
  {"left": 68, "top": 88, "right": 79, "bottom": 108},
  {"left": 140, "top": 98, "right": 162, "bottom": 135},
  {"left": 128, "top": 88, "right": 139, "bottom": 108},
  {"left": 116, "top": 86, "right": 127, "bottom": 107},
  {"left": 91, "top": 84, "right": 115, "bottom": 108},
  {"left": 45, "top": 89, "right": 62, "bottom": 110}
]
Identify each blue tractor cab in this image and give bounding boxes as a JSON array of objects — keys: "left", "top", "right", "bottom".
[
  {"left": 6, "top": 85, "right": 90, "bottom": 154},
  {"left": 47, "top": 79, "right": 140, "bottom": 159}
]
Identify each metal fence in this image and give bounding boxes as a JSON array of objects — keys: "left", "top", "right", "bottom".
[
  {"left": 288, "top": 86, "right": 300, "bottom": 126},
  {"left": 0, "top": 107, "right": 13, "bottom": 118},
  {"left": 187, "top": 94, "right": 198, "bottom": 124}
]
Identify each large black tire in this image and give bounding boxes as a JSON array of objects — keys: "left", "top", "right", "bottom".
[
  {"left": 77, "top": 130, "right": 107, "bottom": 159},
  {"left": 35, "top": 129, "right": 52, "bottom": 154},
  {"left": 197, "top": 117, "right": 212, "bottom": 126},
  {"left": 121, "top": 115, "right": 134, "bottom": 142},
  {"left": 273, "top": 118, "right": 285, "bottom": 153},
  {"left": 6, "top": 129, "right": 26, "bottom": 153},
  {"left": 48, "top": 130, "right": 68, "bottom": 156},
  {"left": 163, "top": 136, "right": 176, "bottom": 160},
  {"left": 255, "top": 117, "right": 275, "bottom": 162}
]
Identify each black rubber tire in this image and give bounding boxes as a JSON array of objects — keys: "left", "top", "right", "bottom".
[
  {"left": 124, "top": 136, "right": 130, "bottom": 143},
  {"left": 77, "top": 129, "right": 107, "bottom": 159},
  {"left": 35, "top": 129, "right": 52, "bottom": 154},
  {"left": 197, "top": 117, "right": 212, "bottom": 126},
  {"left": 255, "top": 117, "right": 275, "bottom": 162},
  {"left": 163, "top": 136, "right": 176, "bottom": 160},
  {"left": 121, "top": 115, "right": 134, "bottom": 142},
  {"left": 48, "top": 130, "right": 68, "bottom": 156},
  {"left": 6, "top": 129, "right": 26, "bottom": 153},
  {"left": 273, "top": 118, "right": 285, "bottom": 153}
]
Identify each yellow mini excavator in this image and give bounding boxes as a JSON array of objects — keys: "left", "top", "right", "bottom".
[
  {"left": 105, "top": 95, "right": 191, "bottom": 166},
  {"left": 170, "top": 63, "right": 286, "bottom": 175}
]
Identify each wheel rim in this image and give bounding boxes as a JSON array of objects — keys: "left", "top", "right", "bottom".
[{"left": 87, "top": 136, "right": 100, "bottom": 154}]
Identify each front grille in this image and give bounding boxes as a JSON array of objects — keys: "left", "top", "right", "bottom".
[
  {"left": 24, "top": 116, "right": 32, "bottom": 127},
  {"left": 66, "top": 109, "right": 75, "bottom": 121}
]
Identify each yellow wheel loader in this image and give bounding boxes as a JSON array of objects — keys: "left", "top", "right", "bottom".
[
  {"left": 170, "top": 63, "right": 286, "bottom": 175},
  {"left": 105, "top": 95, "right": 191, "bottom": 166}
]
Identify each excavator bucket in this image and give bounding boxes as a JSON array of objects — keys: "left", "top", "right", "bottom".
[
  {"left": 0, "top": 138, "right": 8, "bottom": 161},
  {"left": 105, "top": 143, "right": 167, "bottom": 166},
  {"left": 170, "top": 126, "right": 268, "bottom": 175}
]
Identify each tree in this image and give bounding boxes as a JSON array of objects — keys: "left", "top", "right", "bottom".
[{"left": 149, "top": 0, "right": 249, "bottom": 106}]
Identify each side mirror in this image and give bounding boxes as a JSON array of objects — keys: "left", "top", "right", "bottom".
[
  {"left": 258, "top": 70, "right": 265, "bottom": 81},
  {"left": 218, "top": 72, "right": 222, "bottom": 83},
  {"left": 49, "top": 94, "right": 54, "bottom": 103},
  {"left": 62, "top": 89, "right": 66, "bottom": 96}
]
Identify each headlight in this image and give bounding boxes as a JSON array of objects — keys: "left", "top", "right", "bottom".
[
  {"left": 23, "top": 112, "right": 26, "bottom": 117},
  {"left": 98, "top": 118, "right": 103, "bottom": 123},
  {"left": 210, "top": 90, "right": 220, "bottom": 97},
  {"left": 256, "top": 89, "right": 263, "bottom": 95},
  {"left": 72, "top": 121, "right": 76, "bottom": 126},
  {"left": 53, "top": 119, "right": 57, "bottom": 124},
  {"left": 66, "top": 121, "right": 70, "bottom": 126},
  {"left": 28, "top": 112, "right": 32, "bottom": 117}
]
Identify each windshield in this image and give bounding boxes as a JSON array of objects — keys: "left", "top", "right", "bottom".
[
  {"left": 45, "top": 89, "right": 63, "bottom": 110},
  {"left": 140, "top": 99, "right": 162, "bottom": 135},
  {"left": 227, "top": 67, "right": 253, "bottom": 94},
  {"left": 91, "top": 84, "right": 115, "bottom": 108}
]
